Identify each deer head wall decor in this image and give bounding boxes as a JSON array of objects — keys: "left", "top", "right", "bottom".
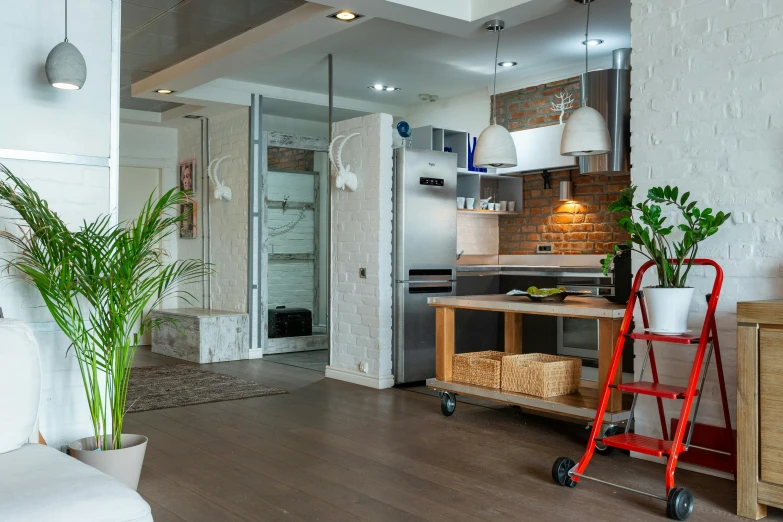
[
  {"left": 328, "top": 133, "right": 360, "bottom": 192},
  {"left": 207, "top": 155, "right": 233, "bottom": 201},
  {"left": 551, "top": 92, "right": 575, "bottom": 125}
]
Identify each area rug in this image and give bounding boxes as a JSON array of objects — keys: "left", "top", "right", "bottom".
[{"left": 126, "top": 364, "right": 287, "bottom": 413}]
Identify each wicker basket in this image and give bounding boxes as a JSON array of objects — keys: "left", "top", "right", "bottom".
[
  {"left": 452, "top": 351, "right": 506, "bottom": 389},
  {"left": 501, "top": 353, "right": 581, "bottom": 398}
]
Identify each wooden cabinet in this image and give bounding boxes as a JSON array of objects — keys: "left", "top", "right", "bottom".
[{"left": 738, "top": 300, "right": 783, "bottom": 519}]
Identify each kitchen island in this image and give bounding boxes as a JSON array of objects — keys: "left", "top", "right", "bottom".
[{"left": 427, "top": 294, "right": 631, "bottom": 423}]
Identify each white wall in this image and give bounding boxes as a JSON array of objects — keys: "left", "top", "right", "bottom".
[
  {"left": 630, "top": 0, "right": 783, "bottom": 471},
  {"left": 120, "top": 123, "right": 179, "bottom": 306},
  {"left": 457, "top": 213, "right": 499, "bottom": 256},
  {"left": 268, "top": 170, "right": 317, "bottom": 313},
  {"left": 178, "top": 107, "right": 250, "bottom": 313},
  {"left": 264, "top": 114, "right": 328, "bottom": 138},
  {"left": 327, "top": 113, "right": 395, "bottom": 389},
  {"left": 402, "top": 88, "right": 490, "bottom": 145},
  {"left": 0, "top": 0, "right": 116, "bottom": 449}
]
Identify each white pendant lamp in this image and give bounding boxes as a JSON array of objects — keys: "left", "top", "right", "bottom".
[
  {"left": 474, "top": 20, "right": 517, "bottom": 169},
  {"left": 46, "top": 0, "right": 86, "bottom": 90},
  {"left": 560, "top": 0, "right": 610, "bottom": 157}
]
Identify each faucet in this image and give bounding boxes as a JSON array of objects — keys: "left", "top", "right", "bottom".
[{"left": 456, "top": 250, "right": 464, "bottom": 261}]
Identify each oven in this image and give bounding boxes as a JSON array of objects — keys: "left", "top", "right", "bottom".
[{"left": 554, "top": 248, "right": 634, "bottom": 381}]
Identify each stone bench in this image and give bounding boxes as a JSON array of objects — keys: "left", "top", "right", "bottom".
[{"left": 150, "top": 308, "right": 249, "bottom": 363}]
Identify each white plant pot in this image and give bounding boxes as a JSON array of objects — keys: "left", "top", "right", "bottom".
[
  {"left": 644, "top": 287, "right": 695, "bottom": 335},
  {"left": 69, "top": 434, "right": 148, "bottom": 490}
]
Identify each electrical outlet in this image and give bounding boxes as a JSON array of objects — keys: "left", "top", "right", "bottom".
[
  {"left": 359, "top": 361, "right": 369, "bottom": 373},
  {"left": 359, "top": 267, "right": 367, "bottom": 278},
  {"left": 536, "top": 243, "right": 554, "bottom": 254}
]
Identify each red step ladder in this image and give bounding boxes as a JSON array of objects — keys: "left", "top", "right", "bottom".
[{"left": 551, "top": 259, "right": 735, "bottom": 521}]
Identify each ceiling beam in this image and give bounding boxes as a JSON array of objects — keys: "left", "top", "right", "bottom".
[{"left": 131, "top": 2, "right": 361, "bottom": 99}]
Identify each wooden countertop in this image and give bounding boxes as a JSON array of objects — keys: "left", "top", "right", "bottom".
[
  {"left": 738, "top": 299, "right": 783, "bottom": 325},
  {"left": 427, "top": 295, "right": 626, "bottom": 319}
]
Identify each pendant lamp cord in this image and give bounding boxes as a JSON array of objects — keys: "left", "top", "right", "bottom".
[
  {"left": 583, "top": 0, "right": 591, "bottom": 106},
  {"left": 64, "top": 0, "right": 68, "bottom": 42},
  {"left": 492, "top": 25, "right": 501, "bottom": 125}
]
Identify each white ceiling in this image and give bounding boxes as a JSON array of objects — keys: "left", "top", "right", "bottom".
[
  {"left": 124, "top": 0, "right": 631, "bottom": 125},
  {"left": 227, "top": 0, "right": 630, "bottom": 109}
]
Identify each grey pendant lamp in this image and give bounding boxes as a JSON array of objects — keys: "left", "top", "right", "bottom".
[
  {"left": 473, "top": 20, "right": 517, "bottom": 169},
  {"left": 46, "top": 0, "right": 86, "bottom": 90},
  {"left": 560, "top": 0, "right": 611, "bottom": 156}
]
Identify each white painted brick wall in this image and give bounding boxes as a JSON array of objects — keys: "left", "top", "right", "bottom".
[
  {"left": 457, "top": 213, "right": 499, "bottom": 255},
  {"left": 328, "top": 113, "right": 394, "bottom": 388},
  {"left": 178, "top": 108, "right": 249, "bottom": 313},
  {"left": 268, "top": 170, "right": 317, "bottom": 314},
  {"left": 630, "top": 0, "right": 783, "bottom": 462}
]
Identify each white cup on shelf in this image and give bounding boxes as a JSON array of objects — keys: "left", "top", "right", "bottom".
[
  {"left": 457, "top": 197, "right": 465, "bottom": 209},
  {"left": 499, "top": 201, "right": 508, "bottom": 211},
  {"left": 508, "top": 201, "right": 516, "bottom": 212},
  {"left": 465, "top": 198, "right": 475, "bottom": 210}
]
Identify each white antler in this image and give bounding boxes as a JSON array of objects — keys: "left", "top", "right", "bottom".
[
  {"left": 208, "top": 155, "right": 233, "bottom": 201},
  {"left": 551, "top": 92, "right": 575, "bottom": 124},
  {"left": 328, "top": 133, "right": 360, "bottom": 192}
]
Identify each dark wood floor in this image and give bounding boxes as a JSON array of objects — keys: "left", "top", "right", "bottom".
[{"left": 130, "top": 348, "right": 781, "bottom": 522}]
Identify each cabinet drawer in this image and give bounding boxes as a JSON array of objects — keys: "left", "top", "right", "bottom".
[{"left": 761, "top": 328, "right": 783, "bottom": 485}]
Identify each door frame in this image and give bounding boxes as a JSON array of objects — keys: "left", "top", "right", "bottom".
[{"left": 249, "top": 131, "right": 329, "bottom": 359}]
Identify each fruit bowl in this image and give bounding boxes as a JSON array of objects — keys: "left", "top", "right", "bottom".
[{"left": 506, "top": 287, "right": 593, "bottom": 302}]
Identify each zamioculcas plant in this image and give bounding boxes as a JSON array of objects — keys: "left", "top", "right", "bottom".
[
  {"left": 602, "top": 185, "right": 731, "bottom": 288},
  {"left": 0, "top": 165, "right": 209, "bottom": 451}
]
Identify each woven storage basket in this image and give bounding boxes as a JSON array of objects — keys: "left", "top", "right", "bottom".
[
  {"left": 452, "top": 351, "right": 505, "bottom": 389},
  {"left": 501, "top": 353, "right": 581, "bottom": 398}
]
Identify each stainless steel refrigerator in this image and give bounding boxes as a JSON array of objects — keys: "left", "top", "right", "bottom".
[{"left": 393, "top": 147, "right": 457, "bottom": 384}]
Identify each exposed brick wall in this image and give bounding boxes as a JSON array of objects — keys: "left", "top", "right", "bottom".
[
  {"left": 328, "top": 113, "right": 394, "bottom": 388},
  {"left": 494, "top": 75, "right": 631, "bottom": 255},
  {"left": 499, "top": 169, "right": 630, "bottom": 254},
  {"left": 268, "top": 146, "right": 314, "bottom": 171},
  {"left": 629, "top": 0, "right": 783, "bottom": 462},
  {"left": 495, "top": 76, "right": 581, "bottom": 131}
]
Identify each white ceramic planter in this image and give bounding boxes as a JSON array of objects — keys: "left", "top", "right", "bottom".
[
  {"left": 69, "top": 434, "right": 148, "bottom": 490},
  {"left": 644, "top": 287, "right": 695, "bottom": 335}
]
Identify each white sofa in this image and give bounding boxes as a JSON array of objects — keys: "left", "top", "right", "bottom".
[{"left": 0, "top": 319, "right": 153, "bottom": 522}]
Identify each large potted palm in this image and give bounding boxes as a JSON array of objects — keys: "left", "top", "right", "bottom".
[
  {"left": 603, "top": 185, "right": 730, "bottom": 334},
  {"left": 0, "top": 165, "right": 208, "bottom": 490}
]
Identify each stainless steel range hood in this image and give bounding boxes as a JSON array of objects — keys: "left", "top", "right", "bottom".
[{"left": 579, "top": 48, "right": 631, "bottom": 176}]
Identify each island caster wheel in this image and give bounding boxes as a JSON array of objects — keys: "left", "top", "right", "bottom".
[
  {"left": 595, "top": 425, "right": 619, "bottom": 456},
  {"left": 666, "top": 487, "right": 693, "bottom": 520},
  {"left": 440, "top": 392, "right": 456, "bottom": 416},
  {"left": 551, "top": 457, "right": 577, "bottom": 488}
]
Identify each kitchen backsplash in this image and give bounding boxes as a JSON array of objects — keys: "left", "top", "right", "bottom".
[
  {"left": 457, "top": 212, "right": 498, "bottom": 256},
  {"left": 499, "top": 169, "right": 630, "bottom": 255},
  {"left": 494, "top": 76, "right": 631, "bottom": 255}
]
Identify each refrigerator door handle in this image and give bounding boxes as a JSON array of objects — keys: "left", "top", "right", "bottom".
[{"left": 396, "top": 279, "right": 456, "bottom": 284}]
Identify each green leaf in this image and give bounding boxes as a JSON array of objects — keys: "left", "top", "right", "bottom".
[
  {"left": 671, "top": 186, "right": 679, "bottom": 202},
  {"left": 680, "top": 192, "right": 690, "bottom": 205},
  {"left": 664, "top": 185, "right": 672, "bottom": 199}
]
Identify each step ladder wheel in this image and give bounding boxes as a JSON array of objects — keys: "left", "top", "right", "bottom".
[
  {"left": 440, "top": 392, "right": 456, "bottom": 416},
  {"left": 666, "top": 488, "right": 694, "bottom": 520},
  {"left": 595, "top": 425, "right": 619, "bottom": 456},
  {"left": 551, "top": 457, "right": 577, "bottom": 488}
]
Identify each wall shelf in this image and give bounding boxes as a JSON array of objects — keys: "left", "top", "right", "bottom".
[
  {"left": 413, "top": 125, "right": 523, "bottom": 212},
  {"left": 458, "top": 209, "right": 522, "bottom": 216}
]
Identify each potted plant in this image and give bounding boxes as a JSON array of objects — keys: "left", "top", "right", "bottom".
[
  {"left": 0, "top": 165, "right": 208, "bottom": 490},
  {"left": 602, "top": 185, "right": 730, "bottom": 334}
]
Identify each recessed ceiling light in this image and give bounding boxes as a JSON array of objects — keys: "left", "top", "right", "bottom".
[
  {"left": 582, "top": 39, "right": 604, "bottom": 46},
  {"left": 498, "top": 61, "right": 518, "bottom": 67},
  {"left": 329, "top": 10, "right": 362, "bottom": 22},
  {"left": 155, "top": 88, "right": 175, "bottom": 94},
  {"left": 369, "top": 85, "right": 400, "bottom": 92}
]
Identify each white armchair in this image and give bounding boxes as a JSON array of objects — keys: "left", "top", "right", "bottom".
[{"left": 0, "top": 318, "right": 153, "bottom": 522}]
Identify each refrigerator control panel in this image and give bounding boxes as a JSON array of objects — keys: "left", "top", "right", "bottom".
[{"left": 419, "top": 177, "right": 445, "bottom": 187}]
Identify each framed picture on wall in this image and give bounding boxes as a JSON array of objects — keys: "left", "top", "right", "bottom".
[
  {"left": 179, "top": 158, "right": 196, "bottom": 193},
  {"left": 180, "top": 202, "right": 197, "bottom": 239}
]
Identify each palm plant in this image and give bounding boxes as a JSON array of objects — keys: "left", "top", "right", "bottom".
[{"left": 0, "top": 165, "right": 209, "bottom": 450}]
